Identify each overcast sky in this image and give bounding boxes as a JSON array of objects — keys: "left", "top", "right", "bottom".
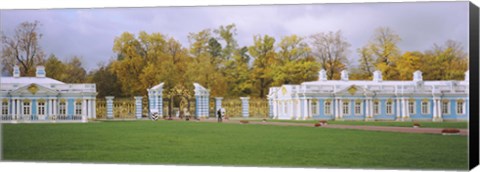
[{"left": 0, "top": 1, "right": 469, "bottom": 72}]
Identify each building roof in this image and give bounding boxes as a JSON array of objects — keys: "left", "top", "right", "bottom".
[{"left": 1, "top": 76, "right": 65, "bottom": 85}]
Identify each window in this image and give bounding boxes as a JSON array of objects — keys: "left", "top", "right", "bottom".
[
  {"left": 421, "top": 101, "right": 429, "bottom": 114},
  {"left": 342, "top": 101, "right": 349, "bottom": 115},
  {"left": 75, "top": 102, "right": 82, "bottom": 115},
  {"left": 386, "top": 101, "right": 393, "bottom": 115},
  {"left": 324, "top": 101, "right": 331, "bottom": 115},
  {"left": 408, "top": 101, "right": 415, "bottom": 114},
  {"left": 441, "top": 101, "right": 449, "bottom": 114},
  {"left": 354, "top": 102, "right": 361, "bottom": 115},
  {"left": 373, "top": 101, "right": 380, "bottom": 115},
  {"left": 1, "top": 102, "right": 8, "bottom": 115},
  {"left": 59, "top": 102, "right": 66, "bottom": 115},
  {"left": 311, "top": 100, "right": 318, "bottom": 115},
  {"left": 23, "top": 102, "right": 30, "bottom": 115},
  {"left": 457, "top": 101, "right": 464, "bottom": 115},
  {"left": 38, "top": 102, "right": 45, "bottom": 115}
]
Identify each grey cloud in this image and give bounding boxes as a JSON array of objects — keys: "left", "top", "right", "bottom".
[{"left": 0, "top": 2, "right": 469, "bottom": 71}]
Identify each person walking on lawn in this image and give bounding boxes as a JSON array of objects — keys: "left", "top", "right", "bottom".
[{"left": 217, "top": 108, "right": 222, "bottom": 122}]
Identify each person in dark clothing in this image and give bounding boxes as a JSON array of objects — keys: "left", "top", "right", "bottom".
[{"left": 217, "top": 108, "right": 222, "bottom": 122}]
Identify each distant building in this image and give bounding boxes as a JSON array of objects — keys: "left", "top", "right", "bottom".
[
  {"left": 268, "top": 69, "right": 469, "bottom": 121},
  {"left": 0, "top": 65, "right": 97, "bottom": 122}
]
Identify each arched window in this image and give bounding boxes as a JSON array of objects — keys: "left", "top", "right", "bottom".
[
  {"left": 324, "top": 101, "right": 331, "bottom": 115},
  {"left": 373, "top": 101, "right": 380, "bottom": 115},
  {"left": 1, "top": 101, "right": 8, "bottom": 115},
  {"left": 386, "top": 101, "right": 393, "bottom": 115},
  {"left": 37, "top": 102, "right": 45, "bottom": 115},
  {"left": 23, "top": 101, "right": 31, "bottom": 115},
  {"left": 342, "top": 101, "right": 350, "bottom": 115},
  {"left": 457, "top": 100, "right": 465, "bottom": 115},
  {"left": 421, "top": 101, "right": 429, "bottom": 114},
  {"left": 311, "top": 100, "right": 318, "bottom": 115}
]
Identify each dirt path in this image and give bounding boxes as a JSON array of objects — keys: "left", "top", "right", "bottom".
[{"left": 180, "top": 118, "right": 468, "bottom": 136}]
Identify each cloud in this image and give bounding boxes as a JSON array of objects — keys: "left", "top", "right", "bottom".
[{"left": 0, "top": 2, "right": 469, "bottom": 71}]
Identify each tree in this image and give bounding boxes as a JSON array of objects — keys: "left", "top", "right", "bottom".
[
  {"left": 44, "top": 54, "right": 67, "bottom": 81},
  {"left": 1, "top": 20, "right": 45, "bottom": 76},
  {"left": 249, "top": 35, "right": 276, "bottom": 98},
  {"left": 187, "top": 29, "right": 227, "bottom": 97},
  {"left": 395, "top": 51, "right": 424, "bottom": 80},
  {"left": 270, "top": 35, "right": 318, "bottom": 85},
  {"left": 272, "top": 60, "right": 320, "bottom": 85},
  {"left": 422, "top": 40, "right": 468, "bottom": 80},
  {"left": 110, "top": 31, "right": 168, "bottom": 96},
  {"left": 277, "top": 35, "right": 311, "bottom": 63},
  {"left": 356, "top": 46, "right": 375, "bottom": 79},
  {"left": 367, "top": 27, "right": 401, "bottom": 80},
  {"left": 310, "top": 30, "right": 351, "bottom": 80},
  {"left": 87, "top": 62, "right": 122, "bottom": 98},
  {"left": 214, "top": 24, "right": 238, "bottom": 61},
  {"left": 63, "top": 56, "right": 87, "bottom": 83},
  {"left": 224, "top": 46, "right": 253, "bottom": 97}
]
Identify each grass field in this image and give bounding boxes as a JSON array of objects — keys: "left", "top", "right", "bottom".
[
  {"left": 1, "top": 120, "right": 468, "bottom": 170},
  {"left": 249, "top": 119, "right": 469, "bottom": 129}
]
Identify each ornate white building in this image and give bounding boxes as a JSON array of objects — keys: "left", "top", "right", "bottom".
[
  {"left": 267, "top": 70, "right": 469, "bottom": 121},
  {"left": 0, "top": 65, "right": 97, "bottom": 122}
]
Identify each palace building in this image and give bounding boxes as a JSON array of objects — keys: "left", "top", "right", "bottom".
[
  {"left": 267, "top": 69, "right": 469, "bottom": 121},
  {"left": 0, "top": 65, "right": 97, "bottom": 122}
]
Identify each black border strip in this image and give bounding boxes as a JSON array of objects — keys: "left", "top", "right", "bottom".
[{"left": 469, "top": 2, "right": 479, "bottom": 170}]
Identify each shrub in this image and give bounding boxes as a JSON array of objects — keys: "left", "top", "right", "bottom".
[
  {"left": 441, "top": 128, "right": 460, "bottom": 134},
  {"left": 413, "top": 122, "right": 421, "bottom": 127},
  {"left": 314, "top": 123, "right": 321, "bottom": 127},
  {"left": 240, "top": 120, "right": 249, "bottom": 124}
]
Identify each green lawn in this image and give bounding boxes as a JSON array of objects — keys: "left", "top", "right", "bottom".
[
  {"left": 2, "top": 121, "right": 468, "bottom": 170},
  {"left": 252, "top": 119, "right": 468, "bottom": 129}
]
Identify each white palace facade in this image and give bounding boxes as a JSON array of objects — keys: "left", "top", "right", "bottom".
[
  {"left": 267, "top": 69, "right": 469, "bottom": 121},
  {"left": 0, "top": 65, "right": 97, "bottom": 122}
]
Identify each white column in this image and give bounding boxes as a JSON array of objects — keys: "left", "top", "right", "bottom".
[
  {"left": 395, "top": 99, "right": 400, "bottom": 119},
  {"left": 405, "top": 100, "right": 410, "bottom": 118},
  {"left": 17, "top": 99, "right": 22, "bottom": 119},
  {"left": 365, "top": 99, "right": 371, "bottom": 118},
  {"left": 13, "top": 99, "right": 17, "bottom": 119},
  {"left": 437, "top": 99, "right": 441, "bottom": 118},
  {"left": 302, "top": 99, "right": 308, "bottom": 120},
  {"left": 339, "top": 99, "right": 343, "bottom": 118},
  {"left": 295, "top": 99, "right": 305, "bottom": 119},
  {"left": 369, "top": 99, "right": 373, "bottom": 118},
  {"left": 82, "top": 99, "right": 87, "bottom": 122},
  {"left": 433, "top": 99, "right": 437, "bottom": 118},
  {"left": 53, "top": 99, "right": 57, "bottom": 116},
  {"left": 154, "top": 92, "right": 158, "bottom": 110},
  {"left": 272, "top": 100, "right": 277, "bottom": 118},
  {"left": 92, "top": 98, "right": 97, "bottom": 119},
  {"left": 334, "top": 98, "right": 339, "bottom": 119}
]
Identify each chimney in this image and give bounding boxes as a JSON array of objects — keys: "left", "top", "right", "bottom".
[
  {"left": 373, "top": 70, "right": 382, "bottom": 82},
  {"left": 13, "top": 65, "right": 20, "bottom": 77},
  {"left": 413, "top": 70, "right": 422, "bottom": 82},
  {"left": 318, "top": 69, "right": 327, "bottom": 81},
  {"left": 36, "top": 66, "right": 46, "bottom": 77},
  {"left": 340, "top": 70, "right": 349, "bottom": 81}
]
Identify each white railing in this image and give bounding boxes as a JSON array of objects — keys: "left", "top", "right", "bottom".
[
  {"left": 1, "top": 83, "right": 96, "bottom": 93},
  {"left": 0, "top": 113, "right": 84, "bottom": 123}
]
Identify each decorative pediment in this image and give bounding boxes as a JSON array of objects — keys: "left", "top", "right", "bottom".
[
  {"left": 335, "top": 85, "right": 372, "bottom": 96},
  {"left": 347, "top": 86, "right": 357, "bottom": 95},
  {"left": 10, "top": 84, "right": 59, "bottom": 96}
]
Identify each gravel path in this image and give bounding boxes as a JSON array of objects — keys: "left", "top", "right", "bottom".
[{"left": 180, "top": 118, "right": 468, "bottom": 136}]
